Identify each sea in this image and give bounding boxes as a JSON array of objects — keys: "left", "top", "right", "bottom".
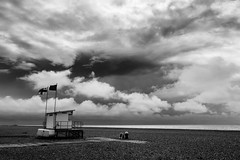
[
  {"left": 84, "top": 125, "right": 240, "bottom": 131},
  {"left": 17, "top": 124, "right": 240, "bottom": 131}
]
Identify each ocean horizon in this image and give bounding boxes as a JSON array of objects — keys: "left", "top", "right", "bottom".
[{"left": 14, "top": 124, "right": 240, "bottom": 131}]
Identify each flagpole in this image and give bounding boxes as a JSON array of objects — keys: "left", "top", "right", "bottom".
[
  {"left": 44, "top": 87, "right": 48, "bottom": 129},
  {"left": 54, "top": 84, "right": 57, "bottom": 129},
  {"left": 54, "top": 84, "right": 57, "bottom": 112}
]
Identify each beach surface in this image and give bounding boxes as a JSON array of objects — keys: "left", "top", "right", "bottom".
[{"left": 1, "top": 125, "right": 240, "bottom": 159}]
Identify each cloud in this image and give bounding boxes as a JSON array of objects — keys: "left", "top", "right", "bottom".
[
  {"left": 14, "top": 61, "right": 36, "bottom": 70},
  {"left": 76, "top": 100, "right": 129, "bottom": 116},
  {"left": 2, "top": 0, "right": 240, "bottom": 122},
  {"left": 0, "top": 69, "right": 10, "bottom": 74},
  {"left": 0, "top": 94, "right": 168, "bottom": 118},
  {"left": 0, "top": 95, "right": 78, "bottom": 115},
  {"left": 71, "top": 53, "right": 159, "bottom": 78},
  {"left": 69, "top": 77, "right": 171, "bottom": 115},
  {"left": 20, "top": 70, "right": 71, "bottom": 89},
  {"left": 2, "top": 0, "right": 238, "bottom": 67},
  {"left": 173, "top": 99, "right": 208, "bottom": 114},
  {"left": 20, "top": 69, "right": 171, "bottom": 116},
  {"left": 1, "top": 95, "right": 239, "bottom": 125},
  {"left": 70, "top": 78, "right": 116, "bottom": 100},
  {"left": 117, "top": 92, "right": 171, "bottom": 115},
  {"left": 0, "top": 96, "right": 44, "bottom": 114},
  {"left": 153, "top": 58, "right": 240, "bottom": 114}
]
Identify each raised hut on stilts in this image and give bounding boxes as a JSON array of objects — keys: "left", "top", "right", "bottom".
[{"left": 36, "top": 84, "right": 83, "bottom": 138}]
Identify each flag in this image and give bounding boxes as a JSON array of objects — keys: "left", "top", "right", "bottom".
[
  {"left": 49, "top": 84, "right": 57, "bottom": 91},
  {"left": 38, "top": 88, "right": 48, "bottom": 95}
]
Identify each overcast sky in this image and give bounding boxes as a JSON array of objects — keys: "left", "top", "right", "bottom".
[{"left": 1, "top": 0, "right": 240, "bottom": 125}]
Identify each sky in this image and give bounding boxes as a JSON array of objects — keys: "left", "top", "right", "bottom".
[{"left": 1, "top": 0, "right": 240, "bottom": 125}]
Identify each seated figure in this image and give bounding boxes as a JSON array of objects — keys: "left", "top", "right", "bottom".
[
  {"left": 119, "top": 132, "right": 123, "bottom": 139},
  {"left": 124, "top": 131, "right": 129, "bottom": 139}
]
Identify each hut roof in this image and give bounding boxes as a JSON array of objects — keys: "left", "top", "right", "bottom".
[{"left": 46, "top": 109, "right": 75, "bottom": 114}]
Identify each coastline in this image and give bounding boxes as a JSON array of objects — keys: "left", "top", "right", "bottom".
[{"left": 12, "top": 124, "right": 240, "bottom": 132}]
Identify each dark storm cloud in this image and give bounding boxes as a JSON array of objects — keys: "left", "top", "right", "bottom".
[
  {"left": 0, "top": 57, "right": 67, "bottom": 75},
  {"left": 28, "top": 59, "right": 67, "bottom": 72},
  {"left": 0, "top": 57, "right": 67, "bottom": 98},
  {"left": 100, "top": 67, "right": 177, "bottom": 94},
  {"left": 70, "top": 52, "right": 180, "bottom": 93},
  {"left": 71, "top": 53, "right": 159, "bottom": 78},
  {"left": 0, "top": 57, "right": 13, "bottom": 69}
]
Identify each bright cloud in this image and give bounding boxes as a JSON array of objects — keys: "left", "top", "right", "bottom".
[
  {"left": 173, "top": 99, "right": 208, "bottom": 114},
  {"left": 0, "top": 96, "right": 44, "bottom": 114},
  {"left": 0, "top": 96, "right": 78, "bottom": 115},
  {"left": 20, "top": 69, "right": 171, "bottom": 116},
  {"left": 20, "top": 70, "right": 71, "bottom": 89},
  {"left": 117, "top": 92, "right": 171, "bottom": 114},
  {"left": 70, "top": 78, "right": 116, "bottom": 100},
  {"left": 153, "top": 58, "right": 240, "bottom": 114}
]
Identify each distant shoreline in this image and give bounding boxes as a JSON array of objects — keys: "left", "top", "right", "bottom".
[{"left": 3, "top": 124, "right": 240, "bottom": 131}]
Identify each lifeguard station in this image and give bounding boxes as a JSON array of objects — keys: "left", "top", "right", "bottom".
[
  {"left": 37, "top": 109, "right": 83, "bottom": 138},
  {"left": 36, "top": 84, "right": 83, "bottom": 138}
]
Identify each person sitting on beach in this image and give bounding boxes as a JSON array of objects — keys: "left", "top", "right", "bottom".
[
  {"left": 119, "top": 132, "right": 123, "bottom": 139},
  {"left": 124, "top": 131, "right": 129, "bottom": 139}
]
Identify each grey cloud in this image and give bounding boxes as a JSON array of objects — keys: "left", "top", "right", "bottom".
[
  {"left": 204, "top": 103, "right": 231, "bottom": 115},
  {"left": 111, "top": 0, "right": 126, "bottom": 7},
  {"left": 121, "top": 2, "right": 219, "bottom": 49},
  {"left": 85, "top": 31, "right": 112, "bottom": 42},
  {"left": 0, "top": 0, "right": 103, "bottom": 33},
  {"left": 71, "top": 53, "right": 159, "bottom": 78},
  {"left": 154, "top": 107, "right": 186, "bottom": 116},
  {"left": 129, "top": 27, "right": 160, "bottom": 46},
  {"left": 13, "top": 61, "right": 36, "bottom": 70},
  {"left": 149, "top": 2, "right": 217, "bottom": 38},
  {"left": 0, "top": 45, "right": 13, "bottom": 59},
  {"left": 44, "top": 12, "right": 102, "bottom": 31},
  {"left": 10, "top": 36, "right": 33, "bottom": 49},
  {"left": 100, "top": 63, "right": 178, "bottom": 94},
  {"left": 0, "top": 0, "right": 23, "bottom": 7},
  {"left": 216, "top": 17, "right": 240, "bottom": 30},
  {"left": 0, "top": 69, "right": 9, "bottom": 74}
]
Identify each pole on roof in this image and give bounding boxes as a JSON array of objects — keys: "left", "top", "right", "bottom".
[
  {"left": 54, "top": 84, "right": 57, "bottom": 129},
  {"left": 44, "top": 87, "right": 49, "bottom": 129}
]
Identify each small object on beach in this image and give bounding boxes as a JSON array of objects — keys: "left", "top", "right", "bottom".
[
  {"left": 119, "top": 132, "right": 123, "bottom": 139},
  {"left": 124, "top": 131, "right": 129, "bottom": 139}
]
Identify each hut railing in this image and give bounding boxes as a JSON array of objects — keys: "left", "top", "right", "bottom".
[
  {"left": 56, "top": 121, "right": 83, "bottom": 129},
  {"left": 72, "top": 121, "right": 84, "bottom": 129}
]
